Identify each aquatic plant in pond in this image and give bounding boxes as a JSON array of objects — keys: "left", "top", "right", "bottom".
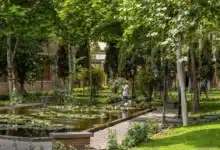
[
  {"left": 0, "top": 103, "right": 149, "bottom": 137},
  {"left": 48, "top": 102, "right": 149, "bottom": 113}
]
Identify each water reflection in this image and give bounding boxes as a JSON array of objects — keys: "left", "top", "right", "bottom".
[{"left": 122, "top": 111, "right": 128, "bottom": 119}]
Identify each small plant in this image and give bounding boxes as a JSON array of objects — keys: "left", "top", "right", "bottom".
[
  {"left": 12, "top": 140, "right": 18, "bottom": 150},
  {"left": 145, "top": 119, "right": 160, "bottom": 136},
  {"left": 28, "top": 143, "right": 35, "bottom": 150},
  {"left": 40, "top": 145, "right": 44, "bottom": 150},
  {"left": 107, "top": 129, "right": 120, "bottom": 150},
  {"left": 52, "top": 141, "right": 66, "bottom": 150}
]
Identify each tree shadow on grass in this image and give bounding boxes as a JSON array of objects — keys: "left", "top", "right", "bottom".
[{"left": 139, "top": 128, "right": 220, "bottom": 149}]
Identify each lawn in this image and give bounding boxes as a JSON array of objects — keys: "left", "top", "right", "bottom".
[
  {"left": 135, "top": 121, "right": 220, "bottom": 150},
  {"left": 135, "top": 90, "right": 220, "bottom": 150}
]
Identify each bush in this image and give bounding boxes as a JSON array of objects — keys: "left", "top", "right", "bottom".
[
  {"left": 91, "top": 67, "right": 105, "bottom": 90},
  {"left": 0, "top": 94, "right": 9, "bottom": 101},
  {"left": 102, "top": 86, "right": 109, "bottom": 90},
  {"left": 122, "top": 123, "right": 149, "bottom": 148},
  {"left": 145, "top": 119, "right": 160, "bottom": 136},
  {"left": 73, "top": 87, "right": 89, "bottom": 93},
  {"left": 107, "top": 121, "right": 160, "bottom": 150},
  {"left": 107, "top": 95, "right": 121, "bottom": 104},
  {"left": 53, "top": 88, "right": 71, "bottom": 105},
  {"left": 107, "top": 130, "right": 120, "bottom": 150}
]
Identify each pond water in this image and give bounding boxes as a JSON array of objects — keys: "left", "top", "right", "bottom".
[{"left": 0, "top": 105, "right": 141, "bottom": 137}]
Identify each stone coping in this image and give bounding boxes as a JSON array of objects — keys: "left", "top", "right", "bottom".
[
  {"left": 50, "top": 132, "right": 93, "bottom": 139},
  {"left": 85, "top": 108, "right": 156, "bottom": 133},
  {"left": 0, "top": 103, "right": 42, "bottom": 112}
]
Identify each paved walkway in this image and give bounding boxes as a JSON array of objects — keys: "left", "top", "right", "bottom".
[
  {"left": 90, "top": 107, "right": 177, "bottom": 149},
  {"left": 0, "top": 107, "right": 178, "bottom": 150}
]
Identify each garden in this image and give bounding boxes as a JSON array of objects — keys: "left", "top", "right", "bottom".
[{"left": 1, "top": 0, "right": 220, "bottom": 150}]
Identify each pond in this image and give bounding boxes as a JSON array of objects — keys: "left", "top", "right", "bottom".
[{"left": 0, "top": 105, "right": 144, "bottom": 137}]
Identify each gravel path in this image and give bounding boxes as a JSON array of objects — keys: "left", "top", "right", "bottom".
[{"left": 0, "top": 107, "right": 177, "bottom": 150}]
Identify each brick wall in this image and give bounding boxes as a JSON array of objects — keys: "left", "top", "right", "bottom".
[{"left": 0, "top": 81, "right": 53, "bottom": 94}]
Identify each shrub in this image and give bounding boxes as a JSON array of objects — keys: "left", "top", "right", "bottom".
[
  {"left": 73, "top": 87, "right": 89, "bottom": 93},
  {"left": 91, "top": 67, "right": 105, "bottom": 91},
  {"left": 53, "top": 88, "right": 71, "bottom": 105},
  {"left": 77, "top": 67, "right": 105, "bottom": 91},
  {"left": 0, "top": 94, "right": 9, "bottom": 101},
  {"left": 107, "top": 130, "right": 120, "bottom": 150},
  {"left": 122, "top": 122, "right": 149, "bottom": 148},
  {"left": 52, "top": 141, "right": 77, "bottom": 150},
  {"left": 107, "top": 95, "right": 121, "bottom": 104},
  {"left": 145, "top": 119, "right": 160, "bottom": 136},
  {"left": 102, "top": 86, "right": 109, "bottom": 90}
]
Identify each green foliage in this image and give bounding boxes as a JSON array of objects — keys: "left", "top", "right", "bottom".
[
  {"left": 200, "top": 38, "right": 215, "bottom": 81},
  {"left": 110, "top": 77, "right": 126, "bottom": 94},
  {"left": 91, "top": 67, "right": 105, "bottom": 91},
  {"left": 107, "top": 95, "right": 121, "bottom": 104},
  {"left": 136, "top": 69, "right": 153, "bottom": 102},
  {"left": 52, "top": 141, "right": 66, "bottom": 150},
  {"left": 145, "top": 119, "right": 161, "bottom": 136},
  {"left": 107, "top": 130, "right": 120, "bottom": 150},
  {"left": 15, "top": 39, "right": 42, "bottom": 86},
  {"left": 57, "top": 45, "right": 69, "bottom": 79},
  {"left": 0, "top": 39, "right": 7, "bottom": 76},
  {"left": 107, "top": 121, "right": 159, "bottom": 150},
  {"left": 104, "top": 41, "right": 120, "bottom": 78},
  {"left": 0, "top": 94, "right": 9, "bottom": 101},
  {"left": 122, "top": 122, "right": 149, "bottom": 149},
  {"left": 0, "top": 101, "right": 10, "bottom": 106},
  {"left": 53, "top": 88, "right": 71, "bottom": 105}
]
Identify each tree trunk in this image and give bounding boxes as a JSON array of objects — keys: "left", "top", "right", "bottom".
[
  {"left": 162, "top": 59, "right": 168, "bottom": 125},
  {"left": 151, "top": 48, "right": 156, "bottom": 100},
  {"left": 198, "top": 37, "right": 203, "bottom": 96},
  {"left": 178, "top": 88, "right": 181, "bottom": 118},
  {"left": 164, "top": 60, "right": 168, "bottom": 104},
  {"left": 19, "top": 79, "right": 26, "bottom": 95},
  {"left": 207, "top": 79, "right": 211, "bottom": 92},
  {"left": 68, "top": 44, "right": 73, "bottom": 94},
  {"left": 7, "top": 35, "right": 13, "bottom": 101},
  {"left": 41, "top": 68, "right": 44, "bottom": 91},
  {"left": 52, "top": 51, "right": 59, "bottom": 89},
  {"left": 189, "top": 42, "right": 200, "bottom": 113},
  {"left": 188, "top": 77, "right": 192, "bottom": 93},
  {"left": 88, "top": 41, "right": 93, "bottom": 103},
  {"left": 177, "top": 37, "right": 188, "bottom": 126}
]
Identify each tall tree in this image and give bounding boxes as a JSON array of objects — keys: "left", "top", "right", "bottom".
[{"left": 0, "top": 0, "right": 55, "bottom": 101}]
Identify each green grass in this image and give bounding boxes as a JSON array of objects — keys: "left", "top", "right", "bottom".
[
  {"left": 135, "top": 90, "right": 220, "bottom": 150},
  {"left": 135, "top": 121, "right": 220, "bottom": 150},
  {"left": 189, "top": 100, "right": 220, "bottom": 117}
]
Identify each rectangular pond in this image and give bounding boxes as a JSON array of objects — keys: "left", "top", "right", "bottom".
[{"left": 0, "top": 105, "right": 145, "bottom": 137}]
